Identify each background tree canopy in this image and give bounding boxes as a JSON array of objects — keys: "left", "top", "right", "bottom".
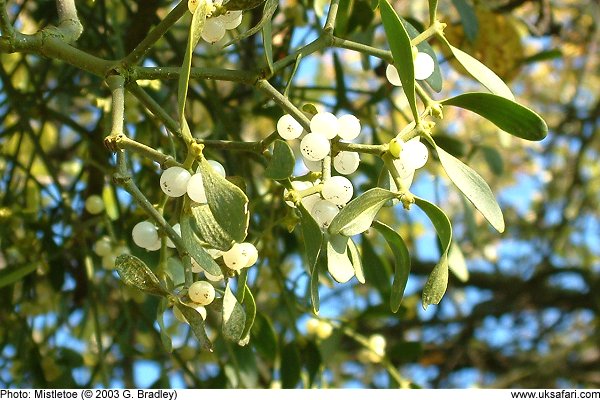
[{"left": 1, "top": 0, "right": 599, "bottom": 389}]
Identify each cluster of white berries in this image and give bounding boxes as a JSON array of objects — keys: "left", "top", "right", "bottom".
[
  {"left": 305, "top": 318, "right": 333, "bottom": 340},
  {"left": 93, "top": 235, "right": 129, "bottom": 270},
  {"left": 388, "top": 137, "right": 429, "bottom": 192},
  {"left": 202, "top": 10, "right": 243, "bottom": 43},
  {"left": 385, "top": 50, "right": 435, "bottom": 86},
  {"left": 159, "top": 160, "right": 226, "bottom": 203},
  {"left": 358, "top": 334, "right": 387, "bottom": 363},
  {"left": 277, "top": 112, "right": 365, "bottom": 229}
]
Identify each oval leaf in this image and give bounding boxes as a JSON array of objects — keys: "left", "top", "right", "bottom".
[
  {"left": 326, "top": 234, "right": 355, "bottom": 283},
  {"left": 372, "top": 222, "right": 411, "bottom": 313},
  {"left": 446, "top": 42, "right": 514, "bottom": 100},
  {"left": 188, "top": 202, "right": 234, "bottom": 251},
  {"left": 180, "top": 210, "right": 223, "bottom": 276},
  {"left": 175, "top": 301, "right": 214, "bottom": 352},
  {"left": 435, "top": 145, "right": 505, "bottom": 233},
  {"left": 413, "top": 198, "right": 452, "bottom": 310},
  {"left": 379, "top": 0, "right": 419, "bottom": 121},
  {"left": 198, "top": 155, "right": 249, "bottom": 243},
  {"left": 299, "top": 203, "right": 324, "bottom": 313},
  {"left": 265, "top": 140, "right": 295, "bottom": 180},
  {"left": 448, "top": 242, "right": 469, "bottom": 282},
  {"left": 328, "top": 188, "right": 396, "bottom": 236},
  {"left": 421, "top": 258, "right": 449, "bottom": 311},
  {"left": 442, "top": 92, "right": 548, "bottom": 141},
  {"left": 223, "top": 282, "right": 246, "bottom": 342},
  {"left": 115, "top": 254, "right": 169, "bottom": 297},
  {"left": 347, "top": 238, "right": 365, "bottom": 284}
]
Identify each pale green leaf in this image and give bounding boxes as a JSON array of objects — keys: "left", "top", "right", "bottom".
[
  {"left": 180, "top": 210, "right": 223, "bottom": 276},
  {"left": 435, "top": 145, "right": 505, "bottom": 233},
  {"left": 175, "top": 301, "right": 213, "bottom": 351},
  {"left": 446, "top": 41, "right": 514, "bottom": 100},
  {"left": 451, "top": 0, "right": 478, "bottom": 42},
  {"left": 115, "top": 254, "right": 169, "bottom": 297},
  {"left": 448, "top": 242, "right": 469, "bottom": 282},
  {"left": 413, "top": 198, "right": 452, "bottom": 309},
  {"left": 326, "top": 234, "right": 355, "bottom": 283},
  {"left": 299, "top": 203, "right": 324, "bottom": 313},
  {"left": 223, "top": 282, "right": 246, "bottom": 342},
  {"left": 328, "top": 188, "right": 396, "bottom": 236},
  {"left": 262, "top": 20, "right": 274, "bottom": 75},
  {"left": 400, "top": 17, "right": 443, "bottom": 92},
  {"left": 239, "top": 285, "right": 256, "bottom": 345},
  {"left": 348, "top": 237, "right": 365, "bottom": 284},
  {"left": 265, "top": 140, "right": 295, "bottom": 180},
  {"left": 197, "top": 155, "right": 249, "bottom": 244}
]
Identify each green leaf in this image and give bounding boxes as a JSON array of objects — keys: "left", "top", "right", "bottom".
[
  {"left": 335, "top": 0, "right": 354, "bottom": 36},
  {"left": 400, "top": 17, "right": 443, "bottom": 92},
  {"left": 227, "top": 345, "right": 259, "bottom": 388},
  {"left": 413, "top": 198, "right": 452, "bottom": 309},
  {"left": 0, "top": 262, "right": 37, "bottom": 289},
  {"left": 523, "top": 49, "right": 562, "bottom": 64},
  {"left": 433, "top": 133, "right": 466, "bottom": 158},
  {"left": 157, "top": 299, "right": 173, "bottom": 352},
  {"left": 280, "top": 341, "right": 301, "bottom": 388},
  {"left": 178, "top": 3, "right": 212, "bottom": 124},
  {"left": 262, "top": 20, "right": 274, "bottom": 75},
  {"left": 442, "top": 92, "right": 548, "bottom": 141},
  {"left": 224, "top": 0, "right": 278, "bottom": 45},
  {"left": 445, "top": 42, "right": 514, "bottom": 100},
  {"left": 361, "top": 235, "right": 392, "bottom": 299},
  {"left": 301, "top": 103, "right": 319, "bottom": 117},
  {"left": 251, "top": 312, "right": 278, "bottom": 362},
  {"left": 451, "top": 0, "right": 478, "bottom": 42},
  {"left": 188, "top": 202, "right": 234, "bottom": 251},
  {"left": 479, "top": 145, "right": 504, "bottom": 175},
  {"left": 197, "top": 155, "right": 249, "bottom": 243},
  {"left": 302, "top": 340, "right": 322, "bottom": 388},
  {"left": 239, "top": 285, "right": 256, "bottom": 345},
  {"left": 435, "top": 145, "right": 505, "bottom": 233},
  {"left": 348, "top": 237, "right": 365, "bottom": 284},
  {"left": 299, "top": 203, "right": 324, "bottom": 313},
  {"left": 328, "top": 188, "right": 396, "bottom": 236},
  {"left": 379, "top": 0, "right": 419, "bottom": 121},
  {"left": 448, "top": 242, "right": 469, "bottom": 282},
  {"left": 175, "top": 301, "right": 214, "bottom": 351},
  {"left": 222, "top": 282, "right": 246, "bottom": 342},
  {"left": 180, "top": 211, "right": 223, "bottom": 276},
  {"left": 115, "top": 255, "right": 169, "bottom": 297},
  {"left": 428, "top": 0, "right": 438, "bottom": 23},
  {"left": 264, "top": 140, "right": 295, "bottom": 180},
  {"left": 326, "top": 234, "right": 355, "bottom": 283},
  {"left": 372, "top": 222, "right": 411, "bottom": 313}
]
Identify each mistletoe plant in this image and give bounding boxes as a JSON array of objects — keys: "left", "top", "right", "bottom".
[{"left": 0, "top": 0, "right": 547, "bottom": 355}]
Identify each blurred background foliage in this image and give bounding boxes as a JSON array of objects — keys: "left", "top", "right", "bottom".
[{"left": 1, "top": 0, "right": 599, "bottom": 389}]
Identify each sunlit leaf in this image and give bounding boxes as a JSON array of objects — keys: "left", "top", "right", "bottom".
[
  {"left": 299, "top": 203, "right": 324, "bottom": 313},
  {"left": 348, "top": 237, "right": 365, "bottom": 284},
  {"left": 413, "top": 198, "right": 452, "bottom": 309},
  {"left": 326, "top": 234, "right": 355, "bottom": 283},
  {"left": 448, "top": 242, "right": 469, "bottom": 282},
  {"left": 197, "top": 155, "right": 249, "bottom": 243},
  {"left": 435, "top": 144, "right": 505, "bottom": 233},
  {"left": 223, "top": 282, "right": 246, "bottom": 342},
  {"left": 328, "top": 188, "right": 396, "bottom": 236}
]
